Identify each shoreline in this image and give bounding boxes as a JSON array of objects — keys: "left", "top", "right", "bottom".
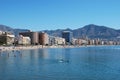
[
  {"left": 0, "top": 45, "right": 119, "bottom": 52},
  {"left": 0, "top": 45, "right": 78, "bottom": 51}
]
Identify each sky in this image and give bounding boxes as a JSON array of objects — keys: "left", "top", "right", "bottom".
[{"left": 0, "top": 0, "right": 120, "bottom": 31}]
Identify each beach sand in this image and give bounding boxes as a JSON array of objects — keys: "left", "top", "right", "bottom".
[{"left": 0, "top": 45, "right": 78, "bottom": 52}]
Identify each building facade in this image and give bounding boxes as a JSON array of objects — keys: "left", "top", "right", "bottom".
[
  {"left": 39, "top": 32, "right": 49, "bottom": 45},
  {"left": 19, "top": 31, "right": 39, "bottom": 45},
  {"left": 54, "top": 37, "right": 65, "bottom": 45},
  {"left": 0, "top": 31, "right": 15, "bottom": 45},
  {"left": 18, "top": 35, "right": 31, "bottom": 45},
  {"left": 62, "top": 31, "right": 73, "bottom": 45},
  {"left": 49, "top": 36, "right": 65, "bottom": 45}
]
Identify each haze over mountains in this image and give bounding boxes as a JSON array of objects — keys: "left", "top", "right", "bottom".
[{"left": 0, "top": 24, "right": 120, "bottom": 40}]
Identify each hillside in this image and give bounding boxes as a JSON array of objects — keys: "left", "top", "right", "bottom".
[
  {"left": 73, "top": 24, "right": 120, "bottom": 39},
  {"left": 0, "top": 24, "right": 14, "bottom": 33},
  {"left": 0, "top": 24, "right": 30, "bottom": 36},
  {"left": 44, "top": 24, "right": 120, "bottom": 40},
  {"left": 0, "top": 24, "right": 120, "bottom": 40}
]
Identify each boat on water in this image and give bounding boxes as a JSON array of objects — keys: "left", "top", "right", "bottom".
[{"left": 58, "top": 59, "right": 69, "bottom": 63}]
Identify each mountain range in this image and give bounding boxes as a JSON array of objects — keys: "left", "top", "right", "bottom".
[
  {"left": 43, "top": 24, "right": 120, "bottom": 40},
  {"left": 0, "top": 25, "right": 30, "bottom": 36},
  {"left": 0, "top": 24, "right": 120, "bottom": 40}
]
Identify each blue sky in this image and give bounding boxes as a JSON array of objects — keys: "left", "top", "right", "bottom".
[{"left": 0, "top": 0, "right": 120, "bottom": 31}]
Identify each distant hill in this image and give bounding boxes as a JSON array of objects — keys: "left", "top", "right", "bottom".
[
  {"left": 43, "top": 24, "right": 120, "bottom": 40},
  {"left": 43, "top": 28, "right": 72, "bottom": 37},
  {"left": 73, "top": 24, "right": 120, "bottom": 39},
  {"left": 0, "top": 24, "right": 120, "bottom": 40},
  {"left": 0, "top": 24, "right": 30, "bottom": 36},
  {"left": 117, "top": 30, "right": 120, "bottom": 33},
  {"left": 13, "top": 29, "right": 30, "bottom": 36},
  {"left": 0, "top": 24, "right": 14, "bottom": 33}
]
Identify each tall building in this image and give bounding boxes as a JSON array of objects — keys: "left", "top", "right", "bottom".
[
  {"left": 62, "top": 31, "right": 73, "bottom": 44},
  {"left": 39, "top": 32, "right": 49, "bottom": 45},
  {"left": 19, "top": 31, "right": 39, "bottom": 45}
]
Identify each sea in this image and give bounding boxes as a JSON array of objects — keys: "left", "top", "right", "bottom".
[{"left": 0, "top": 45, "right": 120, "bottom": 80}]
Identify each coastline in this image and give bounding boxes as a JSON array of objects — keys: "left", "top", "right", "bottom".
[
  {"left": 0, "top": 45, "right": 119, "bottom": 52},
  {"left": 0, "top": 45, "right": 78, "bottom": 51}
]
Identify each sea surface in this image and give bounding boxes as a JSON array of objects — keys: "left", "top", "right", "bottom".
[{"left": 0, "top": 46, "right": 120, "bottom": 80}]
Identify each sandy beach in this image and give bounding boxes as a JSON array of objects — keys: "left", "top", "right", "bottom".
[
  {"left": 0, "top": 45, "right": 43, "bottom": 52},
  {"left": 0, "top": 45, "right": 79, "bottom": 52},
  {"left": 0, "top": 45, "right": 113, "bottom": 52}
]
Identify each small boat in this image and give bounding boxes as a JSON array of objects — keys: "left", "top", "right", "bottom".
[{"left": 58, "top": 59, "right": 69, "bottom": 63}]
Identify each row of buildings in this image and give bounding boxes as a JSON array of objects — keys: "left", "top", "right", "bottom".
[
  {"left": 19, "top": 31, "right": 73, "bottom": 45},
  {"left": 72, "top": 38, "right": 120, "bottom": 45},
  {"left": 0, "top": 31, "right": 68, "bottom": 46},
  {"left": 0, "top": 30, "right": 120, "bottom": 46},
  {"left": 19, "top": 31, "right": 49, "bottom": 45}
]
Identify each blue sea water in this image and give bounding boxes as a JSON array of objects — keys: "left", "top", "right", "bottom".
[{"left": 0, "top": 46, "right": 120, "bottom": 80}]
